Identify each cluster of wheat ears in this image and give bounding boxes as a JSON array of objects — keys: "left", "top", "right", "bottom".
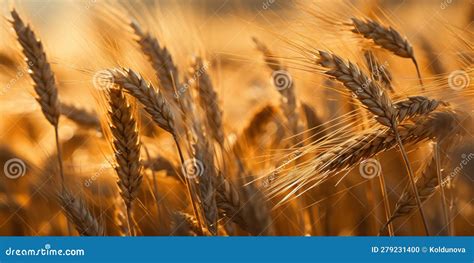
[{"left": 2, "top": 3, "right": 473, "bottom": 237}]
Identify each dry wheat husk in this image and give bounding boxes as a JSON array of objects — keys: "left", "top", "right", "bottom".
[
  {"left": 109, "top": 68, "right": 175, "bottom": 134},
  {"left": 58, "top": 190, "right": 104, "bottom": 236},
  {"left": 10, "top": 10, "right": 60, "bottom": 126},
  {"left": 107, "top": 88, "right": 143, "bottom": 210}
]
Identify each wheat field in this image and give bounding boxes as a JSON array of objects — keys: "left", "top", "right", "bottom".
[{"left": 0, "top": 0, "right": 473, "bottom": 236}]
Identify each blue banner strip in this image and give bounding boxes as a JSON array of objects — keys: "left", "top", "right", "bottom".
[{"left": 0, "top": 237, "right": 472, "bottom": 263}]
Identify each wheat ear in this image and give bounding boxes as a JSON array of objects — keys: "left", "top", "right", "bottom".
[
  {"left": 192, "top": 57, "right": 225, "bottom": 145},
  {"left": 107, "top": 87, "right": 143, "bottom": 236},
  {"left": 109, "top": 68, "right": 204, "bottom": 229},
  {"left": 215, "top": 173, "right": 245, "bottom": 226},
  {"left": 351, "top": 17, "right": 423, "bottom": 86},
  {"left": 271, "top": 108, "right": 463, "bottom": 207},
  {"left": 253, "top": 37, "right": 299, "bottom": 138},
  {"left": 10, "top": 10, "right": 60, "bottom": 126},
  {"left": 214, "top": 173, "right": 272, "bottom": 235},
  {"left": 130, "top": 20, "right": 178, "bottom": 97},
  {"left": 58, "top": 190, "right": 104, "bottom": 236},
  {"left": 10, "top": 10, "right": 66, "bottom": 195},
  {"left": 394, "top": 96, "right": 441, "bottom": 122},
  {"left": 318, "top": 50, "right": 396, "bottom": 127},
  {"left": 109, "top": 68, "right": 175, "bottom": 134},
  {"left": 319, "top": 108, "right": 461, "bottom": 174},
  {"left": 274, "top": 109, "right": 461, "bottom": 233},
  {"left": 318, "top": 50, "right": 431, "bottom": 234},
  {"left": 192, "top": 140, "right": 218, "bottom": 235}
]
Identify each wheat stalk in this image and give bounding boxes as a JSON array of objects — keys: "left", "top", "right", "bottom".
[
  {"left": 107, "top": 87, "right": 143, "bottom": 236},
  {"left": 381, "top": 135, "right": 461, "bottom": 234},
  {"left": 58, "top": 190, "right": 104, "bottom": 236},
  {"left": 350, "top": 17, "right": 423, "bottom": 86},
  {"left": 434, "top": 141, "right": 451, "bottom": 235}
]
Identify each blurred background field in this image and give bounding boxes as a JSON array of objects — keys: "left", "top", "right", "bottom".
[{"left": 0, "top": 0, "right": 473, "bottom": 236}]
